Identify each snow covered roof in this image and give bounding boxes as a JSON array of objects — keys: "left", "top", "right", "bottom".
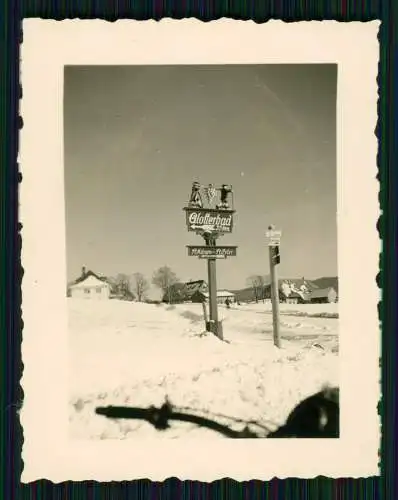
[
  {"left": 218, "top": 290, "right": 236, "bottom": 297},
  {"left": 70, "top": 274, "right": 110, "bottom": 289},
  {"left": 184, "top": 280, "right": 207, "bottom": 297},
  {"left": 70, "top": 269, "right": 110, "bottom": 287},
  {"left": 202, "top": 290, "right": 235, "bottom": 298},
  {"left": 279, "top": 278, "right": 319, "bottom": 290}
]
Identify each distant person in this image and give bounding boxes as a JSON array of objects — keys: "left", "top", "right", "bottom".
[{"left": 225, "top": 298, "right": 231, "bottom": 309}]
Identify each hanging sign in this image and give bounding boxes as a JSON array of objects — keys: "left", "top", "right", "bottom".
[
  {"left": 187, "top": 246, "right": 237, "bottom": 259},
  {"left": 184, "top": 208, "right": 234, "bottom": 234}
]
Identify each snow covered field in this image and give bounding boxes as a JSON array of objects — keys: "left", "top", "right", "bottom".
[{"left": 68, "top": 298, "right": 339, "bottom": 439}]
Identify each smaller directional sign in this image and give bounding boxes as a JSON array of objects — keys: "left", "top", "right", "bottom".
[
  {"left": 271, "top": 245, "right": 281, "bottom": 265},
  {"left": 266, "top": 229, "right": 282, "bottom": 247},
  {"left": 187, "top": 246, "right": 237, "bottom": 259}
]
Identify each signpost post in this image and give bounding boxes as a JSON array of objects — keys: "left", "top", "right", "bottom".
[
  {"left": 204, "top": 234, "right": 220, "bottom": 339},
  {"left": 266, "top": 225, "right": 282, "bottom": 348},
  {"left": 183, "top": 183, "right": 236, "bottom": 341}
]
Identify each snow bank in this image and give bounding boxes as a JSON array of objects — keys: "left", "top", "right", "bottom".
[{"left": 68, "top": 299, "right": 339, "bottom": 439}]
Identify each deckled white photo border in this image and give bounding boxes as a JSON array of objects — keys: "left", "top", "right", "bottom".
[{"left": 20, "top": 19, "right": 381, "bottom": 482}]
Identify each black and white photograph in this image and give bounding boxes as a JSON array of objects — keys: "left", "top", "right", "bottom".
[
  {"left": 20, "top": 20, "right": 380, "bottom": 481},
  {"left": 65, "top": 64, "right": 339, "bottom": 440}
]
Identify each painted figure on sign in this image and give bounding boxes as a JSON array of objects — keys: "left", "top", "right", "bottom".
[
  {"left": 217, "top": 184, "right": 232, "bottom": 209},
  {"left": 188, "top": 181, "right": 203, "bottom": 208},
  {"left": 205, "top": 183, "right": 217, "bottom": 206}
]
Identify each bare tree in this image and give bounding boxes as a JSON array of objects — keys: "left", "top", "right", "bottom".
[
  {"left": 247, "top": 274, "right": 270, "bottom": 303},
  {"left": 114, "top": 273, "right": 134, "bottom": 300},
  {"left": 107, "top": 276, "right": 118, "bottom": 293},
  {"left": 131, "top": 272, "right": 149, "bottom": 302},
  {"left": 256, "top": 275, "right": 269, "bottom": 303},
  {"left": 247, "top": 275, "right": 260, "bottom": 303},
  {"left": 152, "top": 266, "right": 179, "bottom": 304}
]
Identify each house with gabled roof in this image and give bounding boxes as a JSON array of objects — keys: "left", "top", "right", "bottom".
[
  {"left": 184, "top": 279, "right": 208, "bottom": 298},
  {"left": 200, "top": 290, "right": 236, "bottom": 305},
  {"left": 162, "top": 279, "right": 208, "bottom": 303},
  {"left": 261, "top": 277, "right": 318, "bottom": 303},
  {"left": 182, "top": 281, "right": 235, "bottom": 304},
  {"left": 68, "top": 266, "right": 111, "bottom": 300},
  {"left": 285, "top": 291, "right": 303, "bottom": 305}
]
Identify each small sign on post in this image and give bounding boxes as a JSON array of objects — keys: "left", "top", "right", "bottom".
[
  {"left": 266, "top": 229, "right": 282, "bottom": 247},
  {"left": 187, "top": 246, "right": 237, "bottom": 259},
  {"left": 267, "top": 225, "right": 281, "bottom": 348}
]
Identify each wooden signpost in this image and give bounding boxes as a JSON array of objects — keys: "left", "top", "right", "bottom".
[
  {"left": 266, "top": 225, "right": 282, "bottom": 348},
  {"left": 183, "top": 183, "right": 237, "bottom": 340}
]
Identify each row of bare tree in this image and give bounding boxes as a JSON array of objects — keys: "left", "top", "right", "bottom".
[
  {"left": 246, "top": 274, "right": 271, "bottom": 303},
  {"left": 111, "top": 269, "right": 270, "bottom": 304},
  {"left": 110, "top": 266, "right": 180, "bottom": 303}
]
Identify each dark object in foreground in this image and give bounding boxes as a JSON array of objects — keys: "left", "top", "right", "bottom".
[
  {"left": 95, "top": 387, "right": 339, "bottom": 439},
  {"left": 96, "top": 401, "right": 259, "bottom": 438},
  {"left": 267, "top": 387, "right": 339, "bottom": 438}
]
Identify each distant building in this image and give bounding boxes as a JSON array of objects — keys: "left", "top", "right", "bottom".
[
  {"left": 234, "top": 277, "right": 338, "bottom": 305},
  {"left": 285, "top": 292, "right": 302, "bottom": 305},
  {"left": 261, "top": 277, "right": 317, "bottom": 303},
  {"left": 309, "top": 287, "right": 337, "bottom": 304},
  {"left": 279, "top": 278, "right": 316, "bottom": 303},
  {"left": 68, "top": 267, "right": 111, "bottom": 300},
  {"left": 163, "top": 280, "right": 236, "bottom": 305},
  {"left": 184, "top": 280, "right": 208, "bottom": 300},
  {"left": 162, "top": 280, "right": 208, "bottom": 304},
  {"left": 201, "top": 290, "right": 236, "bottom": 305}
]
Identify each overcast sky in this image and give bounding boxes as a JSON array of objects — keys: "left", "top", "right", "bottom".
[{"left": 64, "top": 64, "right": 337, "bottom": 290}]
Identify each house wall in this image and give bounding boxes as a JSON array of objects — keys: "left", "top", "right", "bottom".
[
  {"left": 328, "top": 288, "right": 337, "bottom": 303},
  {"left": 190, "top": 291, "right": 206, "bottom": 303},
  {"left": 217, "top": 295, "right": 235, "bottom": 304},
  {"left": 310, "top": 296, "right": 326, "bottom": 304},
  {"left": 71, "top": 285, "right": 110, "bottom": 300},
  {"left": 311, "top": 296, "right": 328, "bottom": 304}
]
